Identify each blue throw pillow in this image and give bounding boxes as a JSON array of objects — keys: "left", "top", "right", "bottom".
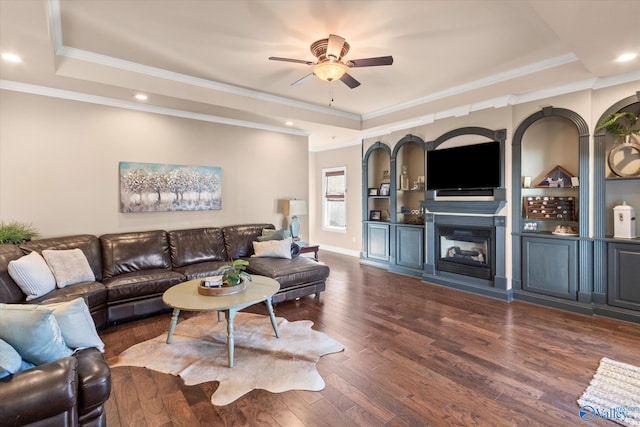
[
  {"left": 0, "top": 338, "right": 21, "bottom": 379},
  {"left": 0, "top": 304, "right": 73, "bottom": 365},
  {"left": 0, "top": 338, "right": 33, "bottom": 378},
  {"left": 257, "top": 229, "right": 291, "bottom": 242}
]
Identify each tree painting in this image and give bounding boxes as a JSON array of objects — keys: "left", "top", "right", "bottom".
[{"left": 119, "top": 162, "right": 221, "bottom": 212}]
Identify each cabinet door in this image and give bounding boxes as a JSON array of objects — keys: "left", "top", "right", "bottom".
[
  {"left": 522, "top": 236, "right": 577, "bottom": 300},
  {"left": 396, "top": 226, "right": 423, "bottom": 268},
  {"left": 608, "top": 242, "right": 640, "bottom": 311},
  {"left": 367, "top": 223, "right": 389, "bottom": 261}
]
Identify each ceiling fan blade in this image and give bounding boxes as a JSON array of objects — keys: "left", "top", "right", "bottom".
[
  {"left": 291, "top": 73, "right": 315, "bottom": 86},
  {"left": 269, "top": 57, "right": 314, "bottom": 65},
  {"left": 339, "top": 73, "right": 361, "bottom": 89},
  {"left": 349, "top": 56, "right": 394, "bottom": 67},
  {"left": 326, "top": 34, "right": 346, "bottom": 59}
]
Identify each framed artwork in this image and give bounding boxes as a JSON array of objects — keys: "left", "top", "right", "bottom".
[
  {"left": 522, "top": 220, "right": 540, "bottom": 233},
  {"left": 368, "top": 188, "right": 379, "bottom": 196},
  {"left": 369, "top": 210, "right": 382, "bottom": 221},
  {"left": 379, "top": 183, "right": 391, "bottom": 196},
  {"left": 119, "top": 161, "right": 221, "bottom": 213}
]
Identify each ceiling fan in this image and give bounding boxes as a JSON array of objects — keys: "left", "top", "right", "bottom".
[{"left": 269, "top": 34, "right": 393, "bottom": 89}]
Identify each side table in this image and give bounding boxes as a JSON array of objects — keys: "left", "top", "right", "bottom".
[{"left": 297, "top": 243, "right": 320, "bottom": 260}]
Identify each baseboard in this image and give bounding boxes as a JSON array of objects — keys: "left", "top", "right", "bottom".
[{"left": 315, "top": 244, "right": 360, "bottom": 258}]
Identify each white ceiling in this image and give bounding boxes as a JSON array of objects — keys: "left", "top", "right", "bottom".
[{"left": 1, "top": 0, "right": 639, "bottom": 150}]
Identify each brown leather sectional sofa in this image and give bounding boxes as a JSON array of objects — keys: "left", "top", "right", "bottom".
[{"left": 0, "top": 223, "right": 329, "bottom": 427}]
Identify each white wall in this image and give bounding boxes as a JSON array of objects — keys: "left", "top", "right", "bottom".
[{"left": 0, "top": 90, "right": 309, "bottom": 238}]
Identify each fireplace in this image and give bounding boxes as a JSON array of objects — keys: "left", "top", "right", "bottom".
[{"left": 435, "top": 224, "right": 495, "bottom": 280}]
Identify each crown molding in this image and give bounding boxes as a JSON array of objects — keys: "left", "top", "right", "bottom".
[
  {"left": 46, "top": 0, "right": 359, "bottom": 122},
  {"left": 362, "top": 53, "right": 579, "bottom": 120},
  {"left": 0, "top": 80, "right": 309, "bottom": 137}
]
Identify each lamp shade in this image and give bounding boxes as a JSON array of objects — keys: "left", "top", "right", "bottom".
[{"left": 283, "top": 199, "right": 307, "bottom": 216}]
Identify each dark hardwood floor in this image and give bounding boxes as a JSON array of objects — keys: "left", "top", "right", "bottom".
[{"left": 101, "top": 252, "right": 640, "bottom": 426}]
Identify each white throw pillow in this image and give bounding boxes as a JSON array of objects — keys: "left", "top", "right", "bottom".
[
  {"left": 252, "top": 237, "right": 292, "bottom": 259},
  {"left": 42, "top": 248, "right": 95, "bottom": 288},
  {"left": 44, "top": 298, "right": 104, "bottom": 352},
  {"left": 0, "top": 303, "right": 73, "bottom": 365},
  {"left": 7, "top": 251, "right": 56, "bottom": 301}
]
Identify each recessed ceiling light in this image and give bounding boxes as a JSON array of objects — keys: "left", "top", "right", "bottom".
[
  {"left": 616, "top": 53, "right": 637, "bottom": 62},
  {"left": 134, "top": 93, "right": 148, "bottom": 101},
  {"left": 1, "top": 53, "right": 22, "bottom": 63},
  {"left": 285, "top": 121, "right": 294, "bottom": 126}
]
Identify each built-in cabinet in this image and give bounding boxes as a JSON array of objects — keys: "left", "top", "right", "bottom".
[
  {"left": 522, "top": 235, "right": 578, "bottom": 300},
  {"left": 593, "top": 94, "right": 640, "bottom": 323},
  {"left": 607, "top": 242, "right": 640, "bottom": 311},
  {"left": 362, "top": 142, "right": 392, "bottom": 264},
  {"left": 511, "top": 106, "right": 591, "bottom": 313},
  {"left": 360, "top": 95, "right": 640, "bottom": 324},
  {"left": 362, "top": 135, "right": 425, "bottom": 275}
]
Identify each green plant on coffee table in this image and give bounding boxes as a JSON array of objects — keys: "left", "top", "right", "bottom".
[
  {"left": 220, "top": 259, "right": 249, "bottom": 286},
  {"left": 0, "top": 221, "right": 39, "bottom": 244}
]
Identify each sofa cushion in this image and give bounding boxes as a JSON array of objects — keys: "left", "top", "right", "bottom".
[
  {"left": 252, "top": 238, "right": 293, "bottom": 259},
  {"left": 30, "top": 281, "right": 107, "bottom": 311},
  {"left": 0, "top": 303, "right": 73, "bottom": 365},
  {"left": 100, "top": 230, "right": 172, "bottom": 279},
  {"left": 21, "top": 234, "right": 103, "bottom": 282},
  {"left": 0, "top": 244, "right": 31, "bottom": 303},
  {"left": 103, "top": 269, "right": 184, "bottom": 302},
  {"left": 42, "top": 248, "right": 96, "bottom": 288},
  {"left": 222, "top": 224, "right": 275, "bottom": 258},
  {"left": 7, "top": 252, "right": 56, "bottom": 301},
  {"left": 168, "top": 227, "right": 227, "bottom": 268},
  {"left": 246, "top": 257, "right": 330, "bottom": 289},
  {"left": 174, "top": 260, "right": 231, "bottom": 281},
  {"left": 44, "top": 298, "right": 104, "bottom": 352}
]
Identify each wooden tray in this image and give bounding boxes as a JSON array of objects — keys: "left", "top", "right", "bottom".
[{"left": 198, "top": 278, "right": 247, "bottom": 296}]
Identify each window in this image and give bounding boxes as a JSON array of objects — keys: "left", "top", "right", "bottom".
[{"left": 322, "top": 166, "right": 346, "bottom": 231}]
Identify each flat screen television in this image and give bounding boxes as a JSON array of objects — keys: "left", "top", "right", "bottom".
[{"left": 426, "top": 141, "right": 501, "bottom": 191}]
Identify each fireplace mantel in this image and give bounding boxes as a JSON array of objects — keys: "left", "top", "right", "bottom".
[{"left": 423, "top": 189, "right": 507, "bottom": 215}]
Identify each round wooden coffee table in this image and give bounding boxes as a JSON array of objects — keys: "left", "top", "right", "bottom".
[{"left": 162, "top": 275, "right": 280, "bottom": 367}]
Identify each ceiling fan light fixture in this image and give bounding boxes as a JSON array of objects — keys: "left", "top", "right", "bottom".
[{"left": 313, "top": 61, "right": 346, "bottom": 82}]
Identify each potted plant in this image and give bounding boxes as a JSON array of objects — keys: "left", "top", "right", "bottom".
[
  {"left": 219, "top": 259, "right": 250, "bottom": 286},
  {"left": 0, "top": 221, "right": 39, "bottom": 244},
  {"left": 596, "top": 111, "right": 640, "bottom": 143},
  {"left": 198, "top": 259, "right": 250, "bottom": 296}
]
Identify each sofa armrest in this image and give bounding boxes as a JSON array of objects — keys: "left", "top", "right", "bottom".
[
  {"left": 75, "top": 348, "right": 112, "bottom": 416},
  {"left": 0, "top": 357, "right": 78, "bottom": 426}
]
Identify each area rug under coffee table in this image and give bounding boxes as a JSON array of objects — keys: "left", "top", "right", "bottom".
[
  {"left": 578, "top": 357, "right": 640, "bottom": 427},
  {"left": 112, "top": 312, "right": 344, "bottom": 406}
]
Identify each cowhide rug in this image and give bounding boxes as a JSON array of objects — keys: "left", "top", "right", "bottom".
[{"left": 112, "top": 311, "right": 344, "bottom": 406}]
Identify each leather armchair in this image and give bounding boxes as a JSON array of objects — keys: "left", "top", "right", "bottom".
[{"left": 0, "top": 348, "right": 111, "bottom": 427}]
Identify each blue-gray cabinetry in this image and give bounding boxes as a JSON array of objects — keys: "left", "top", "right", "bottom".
[
  {"left": 367, "top": 222, "right": 390, "bottom": 262},
  {"left": 522, "top": 236, "right": 578, "bottom": 300},
  {"left": 608, "top": 242, "right": 640, "bottom": 311},
  {"left": 395, "top": 225, "right": 424, "bottom": 269}
]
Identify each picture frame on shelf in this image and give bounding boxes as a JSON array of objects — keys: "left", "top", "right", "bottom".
[
  {"left": 369, "top": 210, "right": 382, "bottom": 221},
  {"left": 522, "top": 220, "right": 541, "bottom": 233},
  {"left": 523, "top": 176, "right": 532, "bottom": 188},
  {"left": 379, "top": 183, "right": 390, "bottom": 196},
  {"left": 368, "top": 188, "right": 379, "bottom": 196}
]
